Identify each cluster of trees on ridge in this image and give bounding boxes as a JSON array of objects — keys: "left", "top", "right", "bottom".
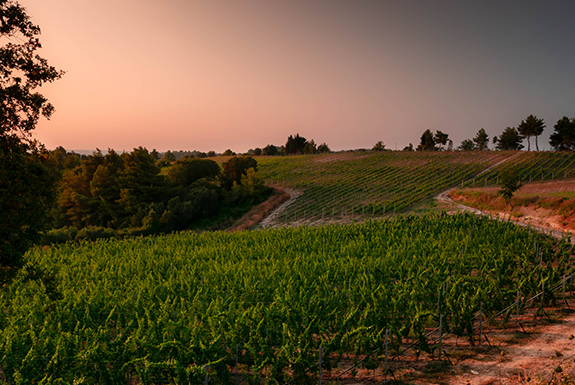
[
  {"left": 403, "top": 114, "right": 575, "bottom": 152},
  {"left": 247, "top": 134, "right": 331, "bottom": 156},
  {"left": 149, "top": 116, "right": 575, "bottom": 161}
]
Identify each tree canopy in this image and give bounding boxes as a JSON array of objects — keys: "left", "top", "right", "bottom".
[
  {"left": 1, "top": 0, "right": 64, "bottom": 276},
  {"left": 372, "top": 141, "right": 386, "bottom": 151},
  {"left": 434, "top": 130, "right": 449, "bottom": 150},
  {"left": 549, "top": 116, "right": 575, "bottom": 151},
  {"left": 493, "top": 127, "right": 524, "bottom": 150},
  {"left": 458, "top": 139, "right": 475, "bottom": 151},
  {"left": 416, "top": 129, "right": 436, "bottom": 151},
  {"left": 473, "top": 128, "right": 489, "bottom": 150},
  {"left": 517, "top": 114, "right": 545, "bottom": 151},
  {"left": 285, "top": 134, "right": 307, "bottom": 155}
]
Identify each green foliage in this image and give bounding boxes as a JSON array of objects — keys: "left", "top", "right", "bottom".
[
  {"left": 549, "top": 116, "right": 575, "bottom": 151},
  {"left": 1, "top": 214, "right": 570, "bottom": 382},
  {"left": 221, "top": 155, "right": 257, "bottom": 190},
  {"left": 167, "top": 157, "right": 220, "bottom": 186},
  {"left": 46, "top": 149, "right": 270, "bottom": 241},
  {"left": 498, "top": 167, "right": 522, "bottom": 203},
  {"left": 0, "top": 138, "right": 57, "bottom": 274},
  {"left": 0, "top": 1, "right": 63, "bottom": 278},
  {"left": 262, "top": 144, "right": 279, "bottom": 156}
]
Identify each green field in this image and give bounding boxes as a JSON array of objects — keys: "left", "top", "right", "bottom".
[{"left": 1, "top": 214, "right": 572, "bottom": 383}]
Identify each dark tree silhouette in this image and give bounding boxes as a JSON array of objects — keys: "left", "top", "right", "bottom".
[
  {"left": 517, "top": 115, "right": 545, "bottom": 151},
  {"left": 372, "top": 141, "right": 386, "bottom": 151},
  {"left": 458, "top": 139, "right": 475, "bottom": 151},
  {"left": 317, "top": 143, "right": 331, "bottom": 153},
  {"left": 549, "top": 116, "right": 575, "bottom": 151},
  {"left": 262, "top": 144, "right": 279, "bottom": 156},
  {"left": 494, "top": 127, "right": 524, "bottom": 150},
  {"left": 417, "top": 129, "right": 436, "bottom": 151},
  {"left": 434, "top": 130, "right": 449, "bottom": 150},
  {"left": 1, "top": 0, "right": 64, "bottom": 278},
  {"left": 473, "top": 128, "right": 489, "bottom": 150},
  {"left": 285, "top": 134, "right": 307, "bottom": 154}
]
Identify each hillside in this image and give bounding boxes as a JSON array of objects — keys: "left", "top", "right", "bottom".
[{"left": 254, "top": 150, "right": 575, "bottom": 227}]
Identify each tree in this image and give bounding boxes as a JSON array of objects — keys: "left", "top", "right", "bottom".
[
  {"left": 252, "top": 147, "right": 262, "bottom": 156},
  {"left": 317, "top": 143, "right": 331, "bottom": 153},
  {"left": 1, "top": 0, "right": 64, "bottom": 276},
  {"left": 117, "top": 147, "right": 168, "bottom": 226},
  {"left": 498, "top": 167, "right": 522, "bottom": 206},
  {"left": 285, "top": 134, "right": 307, "bottom": 154},
  {"left": 494, "top": 127, "right": 524, "bottom": 150},
  {"left": 222, "top": 149, "right": 235, "bottom": 156},
  {"left": 221, "top": 155, "right": 257, "bottom": 190},
  {"left": 163, "top": 150, "right": 176, "bottom": 162},
  {"left": 403, "top": 143, "right": 414, "bottom": 151},
  {"left": 372, "top": 141, "right": 386, "bottom": 151},
  {"left": 262, "top": 144, "right": 279, "bottom": 156},
  {"left": 473, "top": 128, "right": 489, "bottom": 150},
  {"left": 549, "top": 116, "right": 575, "bottom": 151},
  {"left": 434, "top": 130, "right": 449, "bottom": 150},
  {"left": 303, "top": 139, "right": 317, "bottom": 154},
  {"left": 416, "top": 129, "right": 436, "bottom": 151},
  {"left": 167, "top": 158, "right": 220, "bottom": 187},
  {"left": 458, "top": 139, "right": 475, "bottom": 151},
  {"left": 517, "top": 114, "right": 545, "bottom": 151}
]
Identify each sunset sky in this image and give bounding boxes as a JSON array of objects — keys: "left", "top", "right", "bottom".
[{"left": 22, "top": 0, "right": 575, "bottom": 153}]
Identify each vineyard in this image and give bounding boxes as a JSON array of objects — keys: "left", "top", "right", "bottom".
[
  {"left": 256, "top": 151, "right": 575, "bottom": 225},
  {"left": 1, "top": 213, "right": 573, "bottom": 383},
  {"left": 462, "top": 151, "right": 575, "bottom": 188}
]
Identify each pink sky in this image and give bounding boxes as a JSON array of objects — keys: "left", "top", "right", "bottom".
[{"left": 21, "top": 0, "right": 575, "bottom": 153}]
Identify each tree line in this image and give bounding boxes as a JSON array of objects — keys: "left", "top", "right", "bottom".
[
  {"left": 42, "top": 148, "right": 270, "bottom": 243},
  {"left": 407, "top": 114, "right": 575, "bottom": 152}
]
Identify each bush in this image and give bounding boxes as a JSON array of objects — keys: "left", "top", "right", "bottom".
[
  {"left": 41, "top": 227, "right": 78, "bottom": 244},
  {"left": 75, "top": 226, "right": 115, "bottom": 241}
]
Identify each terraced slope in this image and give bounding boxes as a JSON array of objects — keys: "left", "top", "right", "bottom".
[{"left": 257, "top": 151, "right": 513, "bottom": 224}]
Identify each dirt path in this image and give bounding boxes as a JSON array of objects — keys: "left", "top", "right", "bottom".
[
  {"left": 258, "top": 188, "right": 302, "bottom": 229},
  {"left": 446, "top": 310, "right": 575, "bottom": 385}
]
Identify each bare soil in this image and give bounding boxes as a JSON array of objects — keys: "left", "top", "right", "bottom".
[{"left": 228, "top": 188, "right": 290, "bottom": 231}]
